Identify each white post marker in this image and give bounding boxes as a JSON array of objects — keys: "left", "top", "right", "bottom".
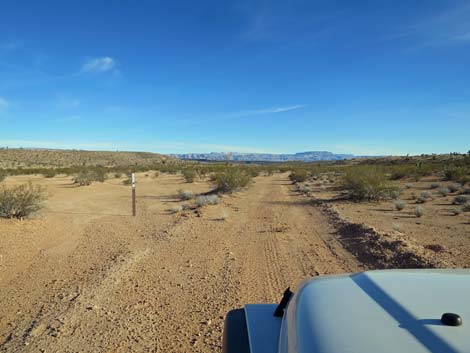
[{"left": 132, "top": 173, "right": 136, "bottom": 217}]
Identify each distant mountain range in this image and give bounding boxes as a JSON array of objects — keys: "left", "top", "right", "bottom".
[{"left": 171, "top": 151, "right": 356, "bottom": 162}]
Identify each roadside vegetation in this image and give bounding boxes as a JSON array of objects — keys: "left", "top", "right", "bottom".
[
  {"left": 212, "top": 168, "right": 253, "bottom": 193},
  {"left": 0, "top": 182, "right": 47, "bottom": 219},
  {"left": 73, "top": 169, "right": 107, "bottom": 186},
  {"left": 341, "top": 167, "right": 400, "bottom": 201}
]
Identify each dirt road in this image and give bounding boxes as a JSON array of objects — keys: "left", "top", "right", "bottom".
[{"left": 0, "top": 174, "right": 363, "bottom": 352}]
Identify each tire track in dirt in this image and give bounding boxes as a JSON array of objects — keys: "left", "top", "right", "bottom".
[{"left": 1, "top": 174, "right": 363, "bottom": 353}]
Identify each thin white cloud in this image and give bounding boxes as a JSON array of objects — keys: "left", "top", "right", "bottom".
[
  {"left": 228, "top": 104, "right": 305, "bottom": 117},
  {"left": 80, "top": 57, "right": 117, "bottom": 74},
  {"left": 0, "top": 97, "right": 10, "bottom": 110},
  {"left": 56, "top": 97, "right": 80, "bottom": 109},
  {"left": 104, "top": 105, "right": 125, "bottom": 113},
  {"left": 452, "top": 33, "right": 470, "bottom": 42},
  {"left": 388, "top": 3, "right": 470, "bottom": 48},
  {"left": 52, "top": 115, "right": 81, "bottom": 123},
  {"left": 0, "top": 40, "right": 22, "bottom": 55}
]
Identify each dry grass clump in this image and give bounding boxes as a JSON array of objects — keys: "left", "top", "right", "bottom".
[
  {"left": 178, "top": 189, "right": 194, "bottom": 200},
  {"left": 448, "top": 183, "right": 462, "bottom": 193},
  {"left": 195, "top": 194, "right": 219, "bottom": 207},
  {"left": 416, "top": 191, "right": 432, "bottom": 203},
  {"left": 341, "top": 167, "right": 399, "bottom": 201},
  {"left": 168, "top": 205, "right": 183, "bottom": 213},
  {"left": 393, "top": 199, "right": 406, "bottom": 211},
  {"left": 392, "top": 223, "right": 403, "bottom": 233},
  {"left": 463, "top": 202, "right": 470, "bottom": 212},
  {"left": 0, "top": 182, "right": 47, "bottom": 218},
  {"left": 212, "top": 169, "right": 252, "bottom": 193},
  {"left": 453, "top": 195, "right": 470, "bottom": 205},
  {"left": 289, "top": 170, "right": 308, "bottom": 183},
  {"left": 438, "top": 187, "right": 450, "bottom": 196},
  {"left": 415, "top": 206, "right": 425, "bottom": 218}
]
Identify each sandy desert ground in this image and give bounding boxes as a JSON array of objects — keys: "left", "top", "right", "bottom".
[{"left": 0, "top": 172, "right": 468, "bottom": 352}]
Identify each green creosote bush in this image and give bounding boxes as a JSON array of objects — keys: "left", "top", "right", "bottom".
[
  {"left": 74, "top": 169, "right": 107, "bottom": 186},
  {"left": 213, "top": 169, "right": 252, "bottom": 193},
  {"left": 289, "top": 170, "right": 308, "bottom": 183},
  {"left": 341, "top": 167, "right": 400, "bottom": 201},
  {"left": 182, "top": 169, "right": 196, "bottom": 183},
  {"left": 42, "top": 169, "right": 56, "bottom": 178}
]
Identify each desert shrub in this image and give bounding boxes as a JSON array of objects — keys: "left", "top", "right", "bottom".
[
  {"left": 416, "top": 191, "right": 432, "bottom": 203},
  {"left": 450, "top": 208, "right": 462, "bottom": 216},
  {"left": 445, "top": 167, "right": 470, "bottom": 184},
  {"left": 415, "top": 206, "right": 425, "bottom": 218},
  {"left": 168, "top": 205, "right": 183, "bottom": 213},
  {"left": 178, "top": 189, "right": 194, "bottom": 200},
  {"left": 416, "top": 196, "right": 427, "bottom": 204},
  {"left": 195, "top": 194, "right": 219, "bottom": 207},
  {"left": 389, "top": 189, "right": 402, "bottom": 200},
  {"left": 420, "top": 191, "right": 432, "bottom": 199},
  {"left": 298, "top": 186, "right": 311, "bottom": 194},
  {"left": 429, "top": 183, "right": 440, "bottom": 189},
  {"left": 438, "top": 187, "right": 450, "bottom": 196},
  {"left": 74, "top": 169, "right": 107, "bottom": 186},
  {"left": 448, "top": 183, "right": 462, "bottom": 193},
  {"left": 390, "top": 170, "right": 407, "bottom": 180},
  {"left": 248, "top": 169, "right": 260, "bottom": 178},
  {"left": 42, "top": 169, "right": 56, "bottom": 178},
  {"left": 463, "top": 202, "right": 470, "bottom": 212},
  {"left": 453, "top": 195, "right": 470, "bottom": 205},
  {"left": 393, "top": 199, "right": 406, "bottom": 211},
  {"left": 0, "top": 182, "right": 47, "bottom": 218},
  {"left": 289, "top": 170, "right": 308, "bottom": 183},
  {"left": 213, "top": 169, "right": 252, "bottom": 193},
  {"left": 389, "top": 165, "right": 415, "bottom": 180},
  {"left": 182, "top": 169, "right": 196, "bottom": 183},
  {"left": 341, "top": 167, "right": 399, "bottom": 201}
]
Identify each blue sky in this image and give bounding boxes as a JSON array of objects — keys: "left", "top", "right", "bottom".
[{"left": 0, "top": 0, "right": 469, "bottom": 155}]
